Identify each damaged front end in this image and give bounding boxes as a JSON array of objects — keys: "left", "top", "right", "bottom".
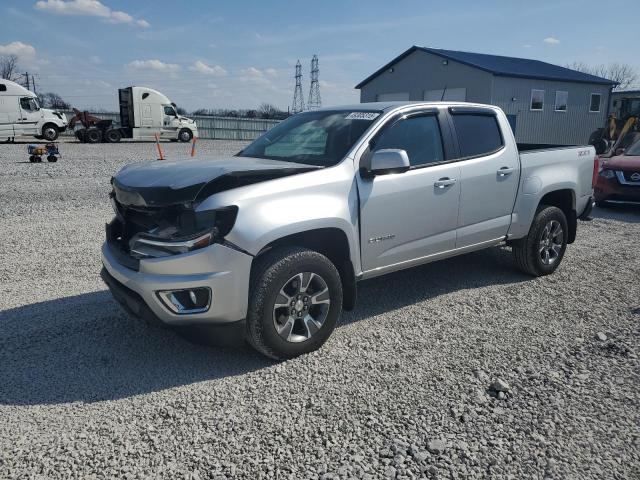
[
  {"left": 106, "top": 195, "right": 238, "bottom": 270},
  {"left": 106, "top": 155, "right": 317, "bottom": 270}
]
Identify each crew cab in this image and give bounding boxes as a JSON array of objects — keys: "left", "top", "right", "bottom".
[{"left": 101, "top": 102, "right": 596, "bottom": 359}]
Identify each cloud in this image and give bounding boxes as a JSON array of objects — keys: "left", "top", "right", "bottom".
[
  {"left": 89, "top": 55, "right": 101, "bottom": 64},
  {"left": 543, "top": 37, "right": 560, "bottom": 45},
  {"left": 127, "top": 59, "right": 180, "bottom": 72},
  {"left": 265, "top": 68, "right": 278, "bottom": 78},
  {"left": 0, "top": 41, "right": 36, "bottom": 57},
  {"left": 35, "top": 0, "right": 150, "bottom": 27},
  {"left": 241, "top": 67, "right": 264, "bottom": 78},
  {"left": 190, "top": 60, "right": 227, "bottom": 76},
  {"left": 523, "top": 44, "right": 532, "bottom": 49}
]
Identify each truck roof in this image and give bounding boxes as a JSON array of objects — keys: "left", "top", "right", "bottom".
[
  {"left": 315, "top": 101, "right": 499, "bottom": 113},
  {"left": 0, "top": 79, "right": 37, "bottom": 97}
]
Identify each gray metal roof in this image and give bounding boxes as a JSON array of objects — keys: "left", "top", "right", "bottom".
[{"left": 355, "top": 46, "right": 618, "bottom": 89}]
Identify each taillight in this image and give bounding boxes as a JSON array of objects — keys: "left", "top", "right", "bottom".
[{"left": 592, "top": 155, "right": 600, "bottom": 188}]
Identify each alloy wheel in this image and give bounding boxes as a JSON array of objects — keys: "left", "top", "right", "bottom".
[
  {"left": 539, "top": 220, "right": 563, "bottom": 265},
  {"left": 272, "top": 272, "right": 331, "bottom": 343}
]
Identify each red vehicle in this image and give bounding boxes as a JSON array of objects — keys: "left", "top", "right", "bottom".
[{"left": 595, "top": 141, "right": 640, "bottom": 206}]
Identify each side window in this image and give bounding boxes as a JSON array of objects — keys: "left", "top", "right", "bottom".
[
  {"left": 452, "top": 114, "right": 503, "bottom": 158},
  {"left": 0, "top": 84, "right": 6, "bottom": 92},
  {"left": 373, "top": 115, "right": 444, "bottom": 167},
  {"left": 590, "top": 93, "right": 601, "bottom": 112},
  {"left": 20, "top": 97, "right": 33, "bottom": 111},
  {"left": 163, "top": 106, "right": 176, "bottom": 116}
]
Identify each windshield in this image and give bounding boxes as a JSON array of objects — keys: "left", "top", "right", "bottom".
[
  {"left": 238, "top": 110, "right": 381, "bottom": 166},
  {"left": 626, "top": 140, "right": 640, "bottom": 156}
]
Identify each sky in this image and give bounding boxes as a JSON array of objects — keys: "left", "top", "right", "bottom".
[{"left": 1, "top": 0, "right": 639, "bottom": 112}]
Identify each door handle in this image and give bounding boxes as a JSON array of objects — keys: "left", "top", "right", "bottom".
[
  {"left": 497, "top": 167, "right": 515, "bottom": 176},
  {"left": 434, "top": 177, "right": 457, "bottom": 188}
]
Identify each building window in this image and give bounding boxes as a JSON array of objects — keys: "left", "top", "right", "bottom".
[
  {"left": 555, "top": 91, "right": 568, "bottom": 112},
  {"left": 590, "top": 93, "right": 601, "bottom": 112},
  {"left": 530, "top": 89, "right": 544, "bottom": 111}
]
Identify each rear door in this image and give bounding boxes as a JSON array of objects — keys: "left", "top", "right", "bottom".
[
  {"left": 449, "top": 108, "right": 519, "bottom": 247},
  {"left": 357, "top": 108, "right": 461, "bottom": 273}
]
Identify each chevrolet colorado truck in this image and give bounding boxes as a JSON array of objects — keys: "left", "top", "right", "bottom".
[{"left": 101, "top": 102, "right": 596, "bottom": 359}]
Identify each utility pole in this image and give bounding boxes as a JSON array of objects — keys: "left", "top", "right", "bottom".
[
  {"left": 24, "top": 72, "right": 30, "bottom": 91},
  {"left": 292, "top": 60, "right": 304, "bottom": 113},
  {"left": 307, "top": 55, "right": 321, "bottom": 110}
]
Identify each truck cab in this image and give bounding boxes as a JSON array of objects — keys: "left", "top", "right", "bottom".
[
  {"left": 119, "top": 86, "right": 197, "bottom": 142},
  {"left": 0, "top": 79, "right": 67, "bottom": 141}
]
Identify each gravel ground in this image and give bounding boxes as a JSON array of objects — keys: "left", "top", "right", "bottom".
[{"left": 1, "top": 139, "right": 639, "bottom": 479}]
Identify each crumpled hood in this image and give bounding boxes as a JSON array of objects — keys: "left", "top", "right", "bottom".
[{"left": 112, "top": 155, "right": 318, "bottom": 207}]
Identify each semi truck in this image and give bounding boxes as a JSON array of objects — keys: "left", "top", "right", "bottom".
[
  {"left": 0, "top": 79, "right": 67, "bottom": 142},
  {"left": 72, "top": 86, "right": 198, "bottom": 143},
  {"left": 101, "top": 101, "right": 596, "bottom": 360}
]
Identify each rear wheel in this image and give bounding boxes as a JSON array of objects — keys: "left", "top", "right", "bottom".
[
  {"left": 41, "top": 124, "right": 59, "bottom": 141},
  {"left": 85, "top": 128, "right": 102, "bottom": 144},
  {"left": 47, "top": 155, "right": 57, "bottom": 163},
  {"left": 104, "top": 129, "right": 122, "bottom": 143},
  {"left": 246, "top": 247, "right": 343, "bottom": 360},
  {"left": 512, "top": 205, "right": 568, "bottom": 276}
]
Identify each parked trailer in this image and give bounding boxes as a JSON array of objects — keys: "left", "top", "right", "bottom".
[{"left": 72, "top": 86, "right": 198, "bottom": 143}]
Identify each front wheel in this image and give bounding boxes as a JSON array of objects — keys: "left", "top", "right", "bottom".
[
  {"left": 512, "top": 205, "right": 568, "bottom": 277},
  {"left": 178, "top": 128, "right": 193, "bottom": 142},
  {"left": 246, "top": 247, "right": 343, "bottom": 360},
  {"left": 41, "top": 124, "right": 59, "bottom": 141}
]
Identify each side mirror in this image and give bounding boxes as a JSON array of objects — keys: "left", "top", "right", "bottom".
[
  {"left": 368, "top": 149, "right": 410, "bottom": 175},
  {"left": 615, "top": 147, "right": 625, "bottom": 156}
]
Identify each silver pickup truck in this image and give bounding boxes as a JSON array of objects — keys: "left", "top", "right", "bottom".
[{"left": 101, "top": 102, "right": 596, "bottom": 359}]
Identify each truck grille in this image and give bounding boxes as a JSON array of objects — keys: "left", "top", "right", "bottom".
[{"left": 622, "top": 171, "right": 640, "bottom": 183}]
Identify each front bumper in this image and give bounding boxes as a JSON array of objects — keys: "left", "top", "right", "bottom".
[
  {"left": 101, "top": 241, "right": 252, "bottom": 326},
  {"left": 595, "top": 176, "right": 640, "bottom": 203}
]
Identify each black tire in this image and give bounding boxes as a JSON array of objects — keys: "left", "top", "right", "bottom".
[
  {"left": 246, "top": 247, "right": 343, "bottom": 360},
  {"left": 41, "top": 124, "right": 59, "bottom": 141},
  {"left": 104, "top": 129, "right": 122, "bottom": 143},
  {"left": 34, "top": 135, "right": 43, "bottom": 140},
  {"left": 85, "top": 128, "right": 102, "bottom": 144},
  {"left": 29, "top": 155, "right": 36, "bottom": 163},
  {"left": 178, "top": 128, "right": 193, "bottom": 142},
  {"left": 47, "top": 155, "right": 57, "bottom": 163},
  {"left": 75, "top": 129, "right": 86, "bottom": 142},
  {"left": 512, "top": 205, "right": 568, "bottom": 277}
]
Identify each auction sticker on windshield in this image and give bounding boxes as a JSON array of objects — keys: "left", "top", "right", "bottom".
[{"left": 345, "top": 112, "right": 380, "bottom": 120}]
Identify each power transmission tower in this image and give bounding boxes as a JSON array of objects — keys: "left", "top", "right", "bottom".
[
  {"left": 308, "top": 55, "right": 321, "bottom": 110},
  {"left": 292, "top": 60, "right": 304, "bottom": 113}
]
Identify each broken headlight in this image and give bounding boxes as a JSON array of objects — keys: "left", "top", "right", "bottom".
[{"left": 128, "top": 206, "right": 238, "bottom": 259}]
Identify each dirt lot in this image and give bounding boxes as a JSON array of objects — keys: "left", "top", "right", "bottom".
[{"left": 1, "top": 139, "right": 639, "bottom": 479}]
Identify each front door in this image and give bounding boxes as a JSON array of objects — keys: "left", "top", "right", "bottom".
[
  {"left": 357, "top": 111, "right": 460, "bottom": 273},
  {"left": 18, "top": 97, "right": 40, "bottom": 135},
  {"left": 451, "top": 112, "right": 520, "bottom": 247},
  {"left": 162, "top": 105, "right": 178, "bottom": 137}
]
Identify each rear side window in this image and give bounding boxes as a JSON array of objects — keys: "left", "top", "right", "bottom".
[
  {"left": 452, "top": 114, "right": 503, "bottom": 158},
  {"left": 373, "top": 115, "right": 444, "bottom": 167},
  {"left": 0, "top": 84, "right": 6, "bottom": 92}
]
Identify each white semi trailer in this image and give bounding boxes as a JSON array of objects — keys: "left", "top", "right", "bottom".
[
  {"left": 74, "top": 86, "right": 198, "bottom": 143},
  {"left": 0, "top": 79, "right": 68, "bottom": 141}
]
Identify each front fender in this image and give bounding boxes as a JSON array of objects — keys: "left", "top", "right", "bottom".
[{"left": 196, "top": 160, "right": 362, "bottom": 272}]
